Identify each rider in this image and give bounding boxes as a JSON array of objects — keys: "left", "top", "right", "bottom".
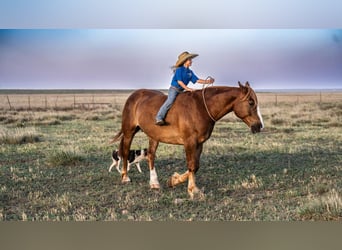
[{"left": 155, "top": 51, "right": 215, "bottom": 125}]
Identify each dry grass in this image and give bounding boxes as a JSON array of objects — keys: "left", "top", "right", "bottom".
[
  {"left": 0, "top": 126, "right": 41, "bottom": 144},
  {"left": 299, "top": 189, "right": 342, "bottom": 220}
]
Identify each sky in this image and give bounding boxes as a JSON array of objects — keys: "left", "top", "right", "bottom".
[
  {"left": 1, "top": 0, "right": 342, "bottom": 28},
  {"left": 0, "top": 1, "right": 342, "bottom": 90},
  {"left": 0, "top": 29, "right": 341, "bottom": 90}
]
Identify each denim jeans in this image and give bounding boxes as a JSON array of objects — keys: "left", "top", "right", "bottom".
[{"left": 156, "top": 87, "right": 181, "bottom": 121}]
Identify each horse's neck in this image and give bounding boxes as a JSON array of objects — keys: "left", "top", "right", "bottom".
[{"left": 205, "top": 87, "right": 240, "bottom": 121}]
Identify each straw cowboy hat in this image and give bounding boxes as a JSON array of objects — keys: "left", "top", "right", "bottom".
[{"left": 174, "top": 51, "right": 199, "bottom": 68}]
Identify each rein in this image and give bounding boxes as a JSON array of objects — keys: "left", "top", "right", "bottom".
[{"left": 202, "top": 76, "right": 217, "bottom": 122}]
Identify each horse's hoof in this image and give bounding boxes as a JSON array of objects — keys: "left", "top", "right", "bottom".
[
  {"left": 188, "top": 188, "right": 205, "bottom": 200},
  {"left": 167, "top": 178, "right": 173, "bottom": 188},
  {"left": 150, "top": 183, "right": 160, "bottom": 189},
  {"left": 167, "top": 172, "right": 180, "bottom": 187},
  {"left": 121, "top": 176, "right": 131, "bottom": 184}
]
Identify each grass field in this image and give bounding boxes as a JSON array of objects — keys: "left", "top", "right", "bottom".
[{"left": 0, "top": 90, "right": 341, "bottom": 221}]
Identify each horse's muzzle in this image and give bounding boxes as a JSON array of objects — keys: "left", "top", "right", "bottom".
[{"left": 251, "top": 122, "right": 263, "bottom": 134}]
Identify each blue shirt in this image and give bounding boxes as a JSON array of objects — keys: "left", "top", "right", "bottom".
[{"left": 171, "top": 66, "right": 199, "bottom": 91}]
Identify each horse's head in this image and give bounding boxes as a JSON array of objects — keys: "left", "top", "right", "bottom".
[{"left": 233, "top": 81, "right": 264, "bottom": 133}]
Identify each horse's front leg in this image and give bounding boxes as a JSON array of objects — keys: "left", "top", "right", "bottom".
[
  {"left": 168, "top": 171, "right": 189, "bottom": 187},
  {"left": 186, "top": 143, "right": 204, "bottom": 199},
  {"left": 148, "top": 138, "right": 160, "bottom": 189},
  {"left": 187, "top": 171, "right": 204, "bottom": 200}
]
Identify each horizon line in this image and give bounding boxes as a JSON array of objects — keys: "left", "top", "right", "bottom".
[{"left": 1, "top": 87, "right": 342, "bottom": 93}]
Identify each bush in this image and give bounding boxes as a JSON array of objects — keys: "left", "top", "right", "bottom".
[
  {"left": 270, "top": 118, "right": 286, "bottom": 125},
  {"left": 46, "top": 148, "right": 84, "bottom": 167},
  {"left": 299, "top": 189, "right": 342, "bottom": 220},
  {"left": 0, "top": 126, "right": 41, "bottom": 144}
]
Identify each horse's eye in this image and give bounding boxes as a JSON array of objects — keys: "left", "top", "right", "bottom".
[{"left": 248, "top": 99, "right": 255, "bottom": 106}]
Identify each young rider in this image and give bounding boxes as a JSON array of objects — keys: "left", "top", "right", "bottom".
[{"left": 155, "top": 51, "right": 215, "bottom": 125}]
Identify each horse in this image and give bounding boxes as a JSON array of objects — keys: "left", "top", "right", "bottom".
[{"left": 110, "top": 81, "right": 264, "bottom": 199}]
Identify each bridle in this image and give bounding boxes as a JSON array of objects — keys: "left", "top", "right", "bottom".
[{"left": 202, "top": 76, "right": 217, "bottom": 122}]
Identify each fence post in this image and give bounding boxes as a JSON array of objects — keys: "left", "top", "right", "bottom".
[
  {"left": 92, "top": 94, "right": 95, "bottom": 109},
  {"left": 319, "top": 92, "right": 322, "bottom": 105},
  {"left": 45, "top": 96, "right": 48, "bottom": 110},
  {"left": 55, "top": 96, "right": 59, "bottom": 109},
  {"left": 275, "top": 94, "right": 278, "bottom": 106},
  {"left": 6, "top": 95, "right": 12, "bottom": 110},
  {"left": 28, "top": 95, "right": 31, "bottom": 110}
]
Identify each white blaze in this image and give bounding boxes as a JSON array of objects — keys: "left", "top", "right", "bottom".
[{"left": 257, "top": 106, "right": 264, "bottom": 129}]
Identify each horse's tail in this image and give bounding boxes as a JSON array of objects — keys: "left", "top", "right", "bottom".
[{"left": 108, "top": 130, "right": 123, "bottom": 145}]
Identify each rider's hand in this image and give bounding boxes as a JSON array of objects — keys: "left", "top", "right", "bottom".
[{"left": 207, "top": 77, "right": 215, "bottom": 84}]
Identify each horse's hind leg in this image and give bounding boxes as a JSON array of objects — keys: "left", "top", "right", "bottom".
[
  {"left": 148, "top": 138, "right": 160, "bottom": 189},
  {"left": 120, "top": 127, "right": 139, "bottom": 183},
  {"left": 120, "top": 138, "right": 131, "bottom": 183}
]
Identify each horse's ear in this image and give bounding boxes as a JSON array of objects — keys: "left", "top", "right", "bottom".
[
  {"left": 245, "top": 81, "right": 250, "bottom": 88},
  {"left": 239, "top": 81, "right": 248, "bottom": 95}
]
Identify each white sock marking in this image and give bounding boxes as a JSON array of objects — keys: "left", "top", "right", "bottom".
[{"left": 149, "top": 168, "right": 159, "bottom": 185}]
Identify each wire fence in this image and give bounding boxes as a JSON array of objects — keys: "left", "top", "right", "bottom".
[
  {"left": 0, "top": 92, "right": 132, "bottom": 111},
  {"left": 1, "top": 91, "right": 341, "bottom": 111},
  {"left": 257, "top": 92, "right": 342, "bottom": 106}
]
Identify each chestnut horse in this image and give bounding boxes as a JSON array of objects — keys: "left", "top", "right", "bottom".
[{"left": 111, "top": 82, "right": 264, "bottom": 199}]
